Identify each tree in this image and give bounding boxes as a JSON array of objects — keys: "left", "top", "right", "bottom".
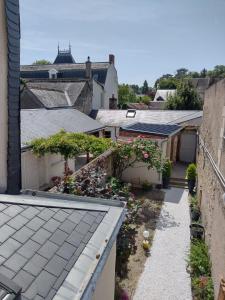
[
  {"left": 165, "top": 81, "right": 202, "bottom": 110},
  {"left": 207, "top": 65, "right": 225, "bottom": 78},
  {"left": 175, "top": 68, "right": 189, "bottom": 78},
  {"left": 130, "top": 84, "right": 140, "bottom": 94},
  {"left": 156, "top": 77, "right": 178, "bottom": 89},
  {"left": 142, "top": 80, "right": 149, "bottom": 94},
  {"left": 32, "top": 59, "right": 52, "bottom": 65},
  {"left": 118, "top": 84, "right": 137, "bottom": 108},
  {"left": 137, "top": 95, "right": 151, "bottom": 105}
]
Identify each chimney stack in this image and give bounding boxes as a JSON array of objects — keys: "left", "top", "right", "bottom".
[
  {"left": 85, "top": 56, "right": 92, "bottom": 79},
  {"left": 109, "top": 54, "right": 115, "bottom": 65}
]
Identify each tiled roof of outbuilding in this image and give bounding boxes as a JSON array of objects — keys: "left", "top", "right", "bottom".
[
  {"left": 21, "top": 108, "right": 104, "bottom": 148},
  {"left": 0, "top": 192, "right": 125, "bottom": 300}
]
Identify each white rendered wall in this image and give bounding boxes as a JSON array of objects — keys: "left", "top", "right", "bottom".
[
  {"left": 0, "top": 2, "right": 8, "bottom": 192},
  {"left": 103, "top": 64, "right": 118, "bottom": 109},
  {"left": 122, "top": 140, "right": 167, "bottom": 186},
  {"left": 92, "top": 242, "right": 116, "bottom": 300},
  {"left": 21, "top": 151, "right": 75, "bottom": 190}
]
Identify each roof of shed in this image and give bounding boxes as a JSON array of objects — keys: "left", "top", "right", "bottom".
[
  {"left": 121, "top": 122, "right": 181, "bottom": 136},
  {"left": 21, "top": 108, "right": 104, "bottom": 148},
  {"left": 0, "top": 192, "right": 125, "bottom": 300},
  {"left": 90, "top": 109, "right": 203, "bottom": 127}
]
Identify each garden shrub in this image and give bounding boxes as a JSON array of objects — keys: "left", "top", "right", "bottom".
[{"left": 186, "top": 163, "right": 197, "bottom": 181}]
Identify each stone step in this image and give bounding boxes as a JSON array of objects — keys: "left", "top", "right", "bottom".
[{"left": 170, "top": 177, "right": 188, "bottom": 183}]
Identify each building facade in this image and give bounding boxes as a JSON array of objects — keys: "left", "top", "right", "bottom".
[{"left": 197, "top": 78, "right": 225, "bottom": 297}]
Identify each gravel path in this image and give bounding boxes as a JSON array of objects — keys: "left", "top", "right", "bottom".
[{"left": 133, "top": 188, "right": 192, "bottom": 300}]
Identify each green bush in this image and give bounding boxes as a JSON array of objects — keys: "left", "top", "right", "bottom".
[
  {"left": 162, "top": 159, "right": 172, "bottom": 178},
  {"left": 186, "top": 163, "right": 197, "bottom": 181},
  {"left": 188, "top": 239, "right": 214, "bottom": 299},
  {"left": 142, "top": 181, "right": 153, "bottom": 191}
]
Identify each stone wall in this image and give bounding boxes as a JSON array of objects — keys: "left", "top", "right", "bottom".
[{"left": 197, "top": 78, "right": 225, "bottom": 297}]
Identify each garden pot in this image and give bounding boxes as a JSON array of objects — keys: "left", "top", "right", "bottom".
[
  {"left": 162, "top": 177, "right": 170, "bottom": 189},
  {"left": 188, "top": 179, "right": 196, "bottom": 194},
  {"left": 191, "top": 209, "right": 201, "bottom": 222},
  {"left": 190, "top": 223, "right": 205, "bottom": 239}
]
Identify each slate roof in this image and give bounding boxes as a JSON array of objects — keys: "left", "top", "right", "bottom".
[
  {"left": 153, "top": 89, "right": 176, "bottom": 102},
  {"left": 54, "top": 51, "right": 75, "bottom": 64},
  {"left": 90, "top": 109, "right": 203, "bottom": 127},
  {"left": 121, "top": 122, "right": 181, "bottom": 136},
  {"left": 0, "top": 192, "right": 125, "bottom": 300},
  {"left": 20, "top": 63, "right": 109, "bottom": 85},
  {"left": 21, "top": 108, "right": 104, "bottom": 148},
  {"left": 23, "top": 81, "right": 87, "bottom": 108}
]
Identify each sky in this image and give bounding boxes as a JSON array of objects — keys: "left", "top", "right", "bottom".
[{"left": 20, "top": 0, "right": 225, "bottom": 86}]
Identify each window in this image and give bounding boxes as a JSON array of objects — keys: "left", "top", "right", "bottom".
[
  {"left": 126, "top": 109, "right": 136, "bottom": 118},
  {"left": 48, "top": 69, "right": 58, "bottom": 79},
  {"left": 104, "top": 131, "right": 111, "bottom": 138}
]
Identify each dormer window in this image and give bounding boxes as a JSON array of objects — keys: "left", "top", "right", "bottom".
[
  {"left": 48, "top": 69, "right": 58, "bottom": 79},
  {"left": 126, "top": 109, "right": 136, "bottom": 118}
]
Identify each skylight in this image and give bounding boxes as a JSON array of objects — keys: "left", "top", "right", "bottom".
[{"left": 126, "top": 109, "right": 136, "bottom": 118}]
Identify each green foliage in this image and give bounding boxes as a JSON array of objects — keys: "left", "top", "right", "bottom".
[
  {"left": 157, "top": 77, "right": 178, "bottom": 89},
  {"left": 118, "top": 84, "right": 137, "bottom": 107},
  {"left": 188, "top": 239, "right": 214, "bottom": 300},
  {"left": 207, "top": 65, "right": 225, "bottom": 78},
  {"left": 113, "top": 138, "right": 163, "bottom": 179},
  {"left": 142, "top": 181, "right": 153, "bottom": 191},
  {"left": 32, "top": 59, "right": 52, "bottom": 65},
  {"left": 107, "top": 177, "right": 122, "bottom": 192},
  {"left": 162, "top": 159, "right": 172, "bottom": 178},
  {"left": 175, "top": 68, "right": 189, "bottom": 78},
  {"left": 190, "top": 195, "right": 199, "bottom": 209},
  {"left": 186, "top": 163, "right": 197, "bottom": 180},
  {"left": 142, "top": 80, "right": 149, "bottom": 94},
  {"left": 139, "top": 95, "right": 151, "bottom": 104},
  {"left": 165, "top": 81, "right": 202, "bottom": 110}
]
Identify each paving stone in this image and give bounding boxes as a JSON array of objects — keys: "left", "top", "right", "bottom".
[
  {"left": 0, "top": 224, "right": 16, "bottom": 243},
  {"left": 13, "top": 226, "right": 34, "bottom": 243},
  {"left": 18, "top": 239, "right": 40, "bottom": 259},
  {"left": 4, "top": 252, "right": 27, "bottom": 272},
  {"left": 26, "top": 217, "right": 45, "bottom": 231},
  {"left": 0, "top": 238, "right": 21, "bottom": 258},
  {"left": 23, "top": 254, "right": 48, "bottom": 276},
  {"left": 44, "top": 255, "right": 67, "bottom": 276},
  {"left": 13, "top": 269, "right": 35, "bottom": 291},
  {"left": 50, "top": 229, "right": 68, "bottom": 246},
  {"left": 38, "top": 241, "right": 59, "bottom": 259},
  {"left": 31, "top": 228, "right": 51, "bottom": 245}
]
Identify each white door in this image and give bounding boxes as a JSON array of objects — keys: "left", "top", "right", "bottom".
[{"left": 179, "top": 132, "right": 197, "bottom": 163}]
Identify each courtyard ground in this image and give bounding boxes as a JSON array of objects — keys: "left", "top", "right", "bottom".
[{"left": 133, "top": 187, "right": 192, "bottom": 300}]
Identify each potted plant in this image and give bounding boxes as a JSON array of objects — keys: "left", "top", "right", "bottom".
[
  {"left": 190, "top": 223, "right": 205, "bottom": 239},
  {"left": 162, "top": 159, "right": 172, "bottom": 188},
  {"left": 186, "top": 163, "right": 197, "bottom": 194},
  {"left": 190, "top": 195, "right": 201, "bottom": 222}
]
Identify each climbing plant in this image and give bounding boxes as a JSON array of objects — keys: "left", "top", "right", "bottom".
[
  {"left": 29, "top": 130, "right": 112, "bottom": 175},
  {"left": 113, "top": 137, "right": 164, "bottom": 179}
]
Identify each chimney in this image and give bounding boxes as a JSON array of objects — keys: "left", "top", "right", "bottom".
[
  {"left": 85, "top": 56, "right": 92, "bottom": 79},
  {"left": 109, "top": 54, "right": 115, "bottom": 65}
]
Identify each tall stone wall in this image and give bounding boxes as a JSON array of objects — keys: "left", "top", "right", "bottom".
[{"left": 197, "top": 78, "right": 225, "bottom": 297}]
